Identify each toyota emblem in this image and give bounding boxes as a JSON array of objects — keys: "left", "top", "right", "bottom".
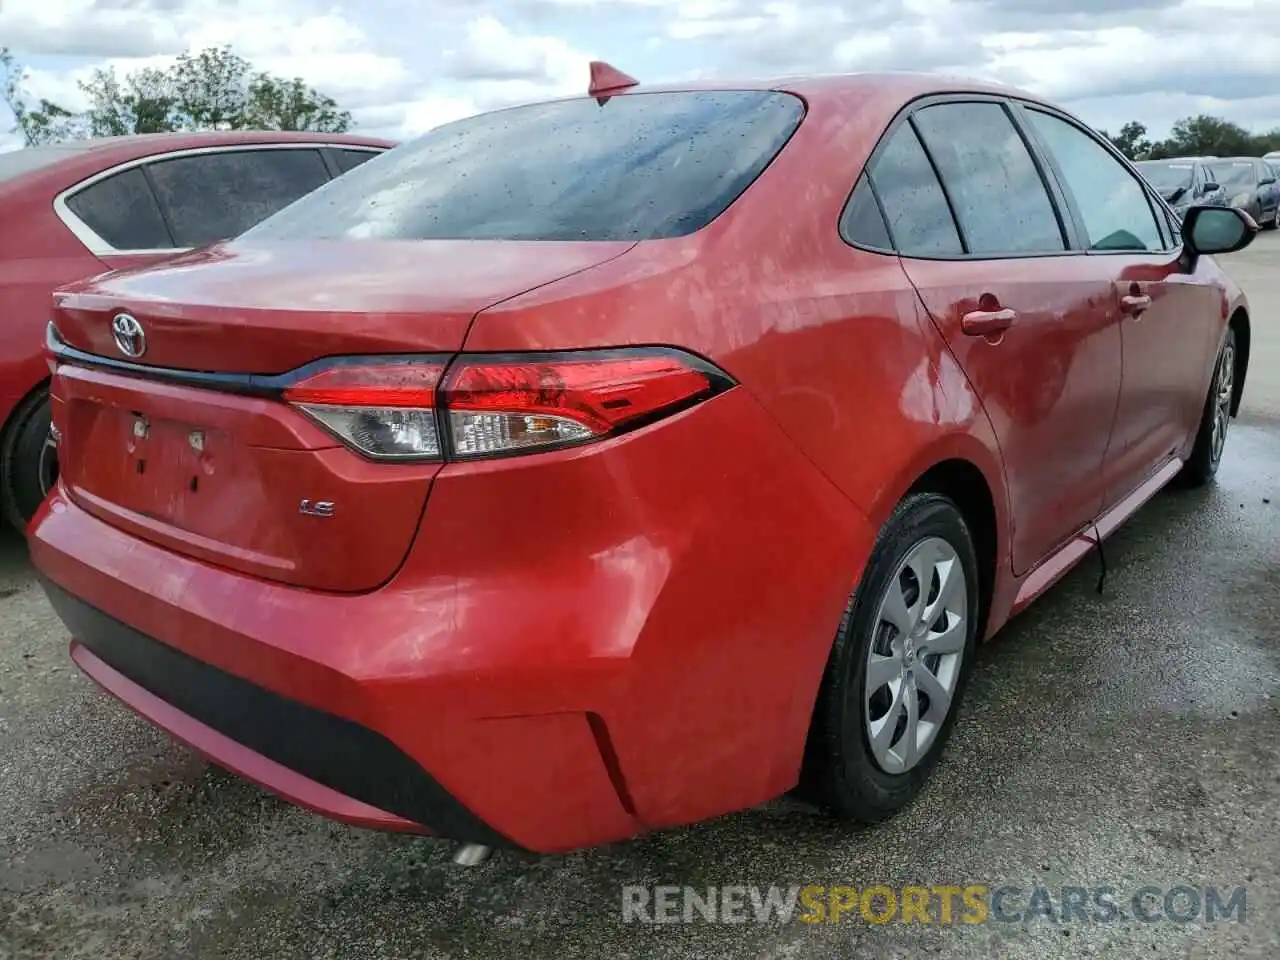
[{"left": 111, "top": 313, "right": 146, "bottom": 358}]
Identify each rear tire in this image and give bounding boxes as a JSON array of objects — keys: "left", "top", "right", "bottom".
[
  {"left": 1180, "top": 327, "right": 1236, "bottom": 488},
  {"left": 800, "top": 493, "right": 979, "bottom": 822},
  {"left": 0, "top": 388, "right": 56, "bottom": 533}
]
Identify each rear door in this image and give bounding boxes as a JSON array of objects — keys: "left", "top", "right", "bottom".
[
  {"left": 865, "top": 97, "right": 1123, "bottom": 575},
  {"left": 1018, "top": 106, "right": 1219, "bottom": 508}
]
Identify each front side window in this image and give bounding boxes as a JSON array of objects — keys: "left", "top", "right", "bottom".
[
  {"left": 147, "top": 148, "right": 331, "bottom": 248},
  {"left": 64, "top": 167, "right": 173, "bottom": 250},
  {"left": 866, "top": 123, "right": 964, "bottom": 257},
  {"left": 911, "top": 101, "right": 1065, "bottom": 255},
  {"left": 1025, "top": 109, "right": 1164, "bottom": 252},
  {"left": 244, "top": 91, "right": 805, "bottom": 243}
]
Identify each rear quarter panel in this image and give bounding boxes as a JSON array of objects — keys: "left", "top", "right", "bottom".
[
  {"left": 465, "top": 84, "right": 1012, "bottom": 610},
  {"left": 0, "top": 194, "right": 104, "bottom": 428}
]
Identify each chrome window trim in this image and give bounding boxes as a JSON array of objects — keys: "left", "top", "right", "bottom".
[{"left": 53, "top": 142, "right": 385, "bottom": 256}]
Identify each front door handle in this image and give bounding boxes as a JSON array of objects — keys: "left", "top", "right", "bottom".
[
  {"left": 1120, "top": 294, "right": 1152, "bottom": 316},
  {"left": 961, "top": 307, "right": 1018, "bottom": 337}
]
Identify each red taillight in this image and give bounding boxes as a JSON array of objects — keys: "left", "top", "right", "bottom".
[
  {"left": 282, "top": 360, "right": 445, "bottom": 407},
  {"left": 282, "top": 349, "right": 731, "bottom": 462},
  {"left": 284, "top": 359, "right": 447, "bottom": 461},
  {"left": 444, "top": 354, "right": 718, "bottom": 458}
]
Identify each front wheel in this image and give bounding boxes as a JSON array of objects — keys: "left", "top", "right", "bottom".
[
  {"left": 1180, "top": 327, "right": 1236, "bottom": 487},
  {"left": 0, "top": 389, "right": 57, "bottom": 532},
  {"left": 800, "top": 493, "right": 979, "bottom": 822}
]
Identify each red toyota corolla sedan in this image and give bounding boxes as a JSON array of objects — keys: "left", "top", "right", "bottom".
[
  {"left": 0, "top": 130, "right": 393, "bottom": 532},
  {"left": 30, "top": 70, "right": 1255, "bottom": 854}
]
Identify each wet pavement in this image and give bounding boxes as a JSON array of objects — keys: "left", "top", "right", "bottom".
[{"left": 2, "top": 234, "right": 1279, "bottom": 960}]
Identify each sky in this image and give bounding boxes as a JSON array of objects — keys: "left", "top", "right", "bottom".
[{"left": 3, "top": 0, "right": 1280, "bottom": 152}]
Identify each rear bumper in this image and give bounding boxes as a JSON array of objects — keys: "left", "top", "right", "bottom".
[
  {"left": 48, "top": 583, "right": 493, "bottom": 840},
  {"left": 31, "top": 388, "right": 875, "bottom": 851}
]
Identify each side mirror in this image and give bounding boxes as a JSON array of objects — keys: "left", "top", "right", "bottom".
[
  {"left": 1200, "top": 181, "right": 1220, "bottom": 194},
  {"left": 1181, "top": 205, "right": 1257, "bottom": 257},
  {"left": 1260, "top": 177, "right": 1277, "bottom": 187}
]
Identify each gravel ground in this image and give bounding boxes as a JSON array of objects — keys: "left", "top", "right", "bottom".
[{"left": 2, "top": 233, "right": 1279, "bottom": 960}]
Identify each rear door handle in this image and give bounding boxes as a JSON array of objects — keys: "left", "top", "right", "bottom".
[
  {"left": 1120, "top": 294, "right": 1152, "bottom": 316},
  {"left": 961, "top": 307, "right": 1018, "bottom": 337}
]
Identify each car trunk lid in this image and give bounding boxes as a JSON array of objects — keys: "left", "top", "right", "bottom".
[
  {"left": 49, "top": 238, "right": 634, "bottom": 592},
  {"left": 53, "top": 239, "right": 633, "bottom": 373}
]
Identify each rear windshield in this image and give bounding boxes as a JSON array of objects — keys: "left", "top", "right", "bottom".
[
  {"left": 1135, "top": 161, "right": 1194, "bottom": 194},
  {"left": 243, "top": 90, "right": 805, "bottom": 242},
  {"left": 1207, "top": 161, "right": 1256, "bottom": 189}
]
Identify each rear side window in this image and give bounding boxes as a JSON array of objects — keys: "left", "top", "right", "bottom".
[
  {"left": 334, "top": 149, "right": 380, "bottom": 173},
  {"left": 866, "top": 124, "right": 963, "bottom": 257},
  {"left": 64, "top": 167, "right": 174, "bottom": 250},
  {"left": 911, "top": 102, "right": 1064, "bottom": 255},
  {"left": 147, "top": 148, "right": 331, "bottom": 248},
  {"left": 842, "top": 174, "right": 892, "bottom": 249},
  {"left": 1205, "top": 160, "right": 1257, "bottom": 192},
  {"left": 243, "top": 91, "right": 805, "bottom": 242}
]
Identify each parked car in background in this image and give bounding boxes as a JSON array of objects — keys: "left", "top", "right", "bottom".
[
  {"left": 31, "top": 70, "right": 1255, "bottom": 854},
  {"left": 1264, "top": 159, "right": 1280, "bottom": 227},
  {"left": 1263, "top": 150, "right": 1280, "bottom": 161},
  {"left": 0, "top": 131, "right": 394, "bottom": 531},
  {"left": 1205, "top": 157, "right": 1280, "bottom": 229},
  {"left": 1133, "top": 157, "right": 1226, "bottom": 219}
]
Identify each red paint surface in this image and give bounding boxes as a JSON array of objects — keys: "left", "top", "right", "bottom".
[
  {"left": 30, "top": 74, "right": 1250, "bottom": 851},
  {"left": 1, "top": 131, "right": 393, "bottom": 441}
]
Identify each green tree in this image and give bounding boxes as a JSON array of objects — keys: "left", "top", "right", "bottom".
[
  {"left": 1, "top": 47, "right": 82, "bottom": 145},
  {"left": 79, "top": 65, "right": 181, "bottom": 136},
  {"left": 79, "top": 47, "right": 351, "bottom": 135},
  {"left": 1148, "top": 114, "right": 1259, "bottom": 158},
  {"left": 172, "top": 46, "right": 252, "bottom": 130},
  {"left": 1102, "top": 120, "right": 1152, "bottom": 160},
  {"left": 9, "top": 44, "right": 351, "bottom": 145},
  {"left": 246, "top": 74, "right": 350, "bottom": 132},
  {"left": 1255, "top": 128, "right": 1280, "bottom": 155}
]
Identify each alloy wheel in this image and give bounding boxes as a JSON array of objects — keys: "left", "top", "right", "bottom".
[
  {"left": 1210, "top": 341, "right": 1234, "bottom": 464},
  {"left": 864, "top": 536, "right": 967, "bottom": 774}
]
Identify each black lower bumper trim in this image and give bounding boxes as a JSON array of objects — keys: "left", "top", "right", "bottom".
[{"left": 41, "top": 579, "right": 510, "bottom": 847}]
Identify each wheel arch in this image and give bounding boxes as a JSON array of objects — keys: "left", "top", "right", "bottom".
[
  {"left": 860, "top": 430, "right": 1011, "bottom": 643},
  {"left": 906, "top": 458, "right": 1000, "bottom": 640},
  {"left": 0, "top": 375, "right": 52, "bottom": 451},
  {"left": 1228, "top": 307, "right": 1249, "bottom": 416},
  {"left": 0, "top": 375, "right": 53, "bottom": 530}
]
